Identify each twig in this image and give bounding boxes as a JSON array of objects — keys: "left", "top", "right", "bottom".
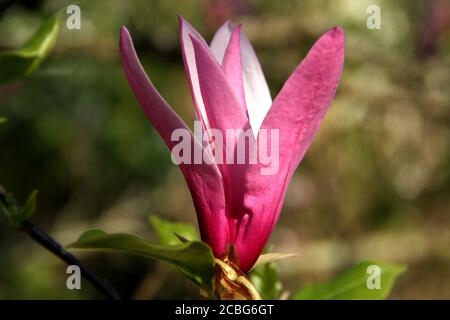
[{"left": 0, "top": 187, "right": 121, "bottom": 300}]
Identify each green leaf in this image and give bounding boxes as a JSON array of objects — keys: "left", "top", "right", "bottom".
[
  {"left": 250, "top": 262, "right": 283, "bottom": 300},
  {"left": 0, "top": 117, "right": 6, "bottom": 125},
  {"left": 251, "top": 252, "right": 298, "bottom": 271},
  {"left": 293, "top": 260, "right": 406, "bottom": 300},
  {"left": 149, "top": 215, "right": 199, "bottom": 245},
  {"left": 67, "top": 229, "right": 215, "bottom": 290},
  {"left": 1, "top": 190, "right": 38, "bottom": 229},
  {"left": 0, "top": 11, "right": 61, "bottom": 83},
  {"left": 19, "top": 190, "right": 38, "bottom": 223}
]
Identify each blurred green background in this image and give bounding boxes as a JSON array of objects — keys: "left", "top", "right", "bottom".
[{"left": 0, "top": 0, "right": 449, "bottom": 299}]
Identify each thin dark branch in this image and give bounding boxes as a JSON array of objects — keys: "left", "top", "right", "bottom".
[{"left": 22, "top": 220, "right": 121, "bottom": 300}]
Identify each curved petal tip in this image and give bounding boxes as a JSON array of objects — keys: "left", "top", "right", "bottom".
[
  {"left": 120, "top": 25, "right": 129, "bottom": 37},
  {"left": 177, "top": 14, "right": 188, "bottom": 28},
  {"left": 327, "top": 26, "right": 345, "bottom": 43},
  {"left": 119, "top": 26, "right": 132, "bottom": 52}
]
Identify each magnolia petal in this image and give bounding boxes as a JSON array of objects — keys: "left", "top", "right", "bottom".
[
  {"left": 189, "top": 34, "right": 248, "bottom": 144},
  {"left": 178, "top": 16, "right": 211, "bottom": 129},
  {"left": 190, "top": 34, "right": 252, "bottom": 239},
  {"left": 240, "top": 31, "right": 272, "bottom": 135},
  {"left": 221, "top": 25, "right": 246, "bottom": 112},
  {"left": 236, "top": 27, "right": 345, "bottom": 273},
  {"left": 210, "top": 21, "right": 234, "bottom": 64},
  {"left": 210, "top": 21, "right": 272, "bottom": 135},
  {"left": 120, "top": 27, "right": 188, "bottom": 149},
  {"left": 119, "top": 26, "right": 228, "bottom": 257}
]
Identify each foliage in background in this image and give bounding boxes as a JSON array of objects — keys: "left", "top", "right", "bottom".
[
  {"left": 68, "top": 229, "right": 215, "bottom": 290},
  {"left": 68, "top": 216, "right": 405, "bottom": 299},
  {"left": 1, "top": 190, "right": 38, "bottom": 229},
  {"left": 250, "top": 263, "right": 284, "bottom": 300},
  {"left": 149, "top": 215, "right": 199, "bottom": 245},
  {"left": 293, "top": 261, "right": 406, "bottom": 300},
  {"left": 0, "top": 11, "right": 61, "bottom": 83}
]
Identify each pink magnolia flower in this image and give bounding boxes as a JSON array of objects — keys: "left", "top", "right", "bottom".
[{"left": 119, "top": 17, "right": 344, "bottom": 273}]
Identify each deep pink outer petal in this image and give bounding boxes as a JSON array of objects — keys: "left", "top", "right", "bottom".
[
  {"left": 236, "top": 27, "right": 345, "bottom": 273},
  {"left": 119, "top": 26, "right": 228, "bottom": 257},
  {"left": 189, "top": 35, "right": 248, "bottom": 138}
]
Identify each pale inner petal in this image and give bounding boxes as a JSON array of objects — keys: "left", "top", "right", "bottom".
[{"left": 210, "top": 22, "right": 272, "bottom": 135}]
